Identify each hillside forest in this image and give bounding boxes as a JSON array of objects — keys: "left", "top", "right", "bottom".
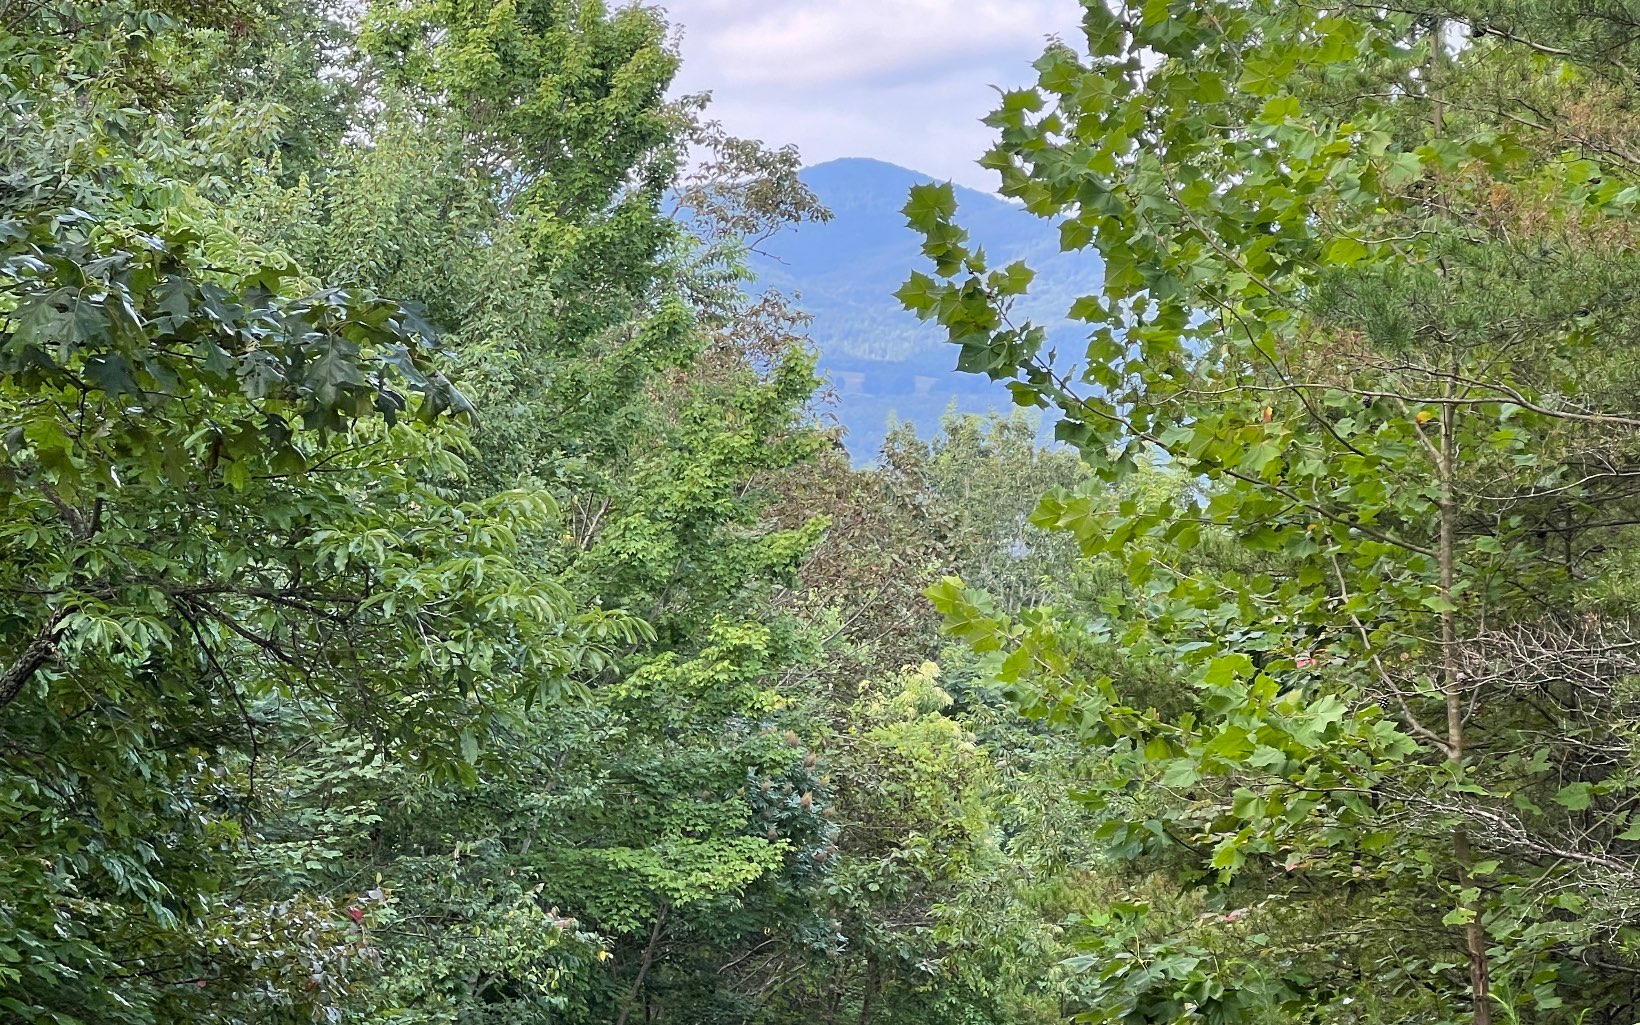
[{"left": 6, "top": 1, "right": 1640, "bottom": 1024}]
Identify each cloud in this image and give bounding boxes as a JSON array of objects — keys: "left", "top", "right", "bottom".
[
  {"left": 658, "top": 0, "right": 1082, "bottom": 190},
  {"left": 671, "top": 0, "right": 1065, "bottom": 88}
]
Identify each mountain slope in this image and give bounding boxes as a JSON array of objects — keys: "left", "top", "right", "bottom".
[{"left": 751, "top": 158, "right": 1101, "bottom": 458}]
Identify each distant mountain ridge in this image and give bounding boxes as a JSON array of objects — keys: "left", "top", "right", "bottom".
[{"left": 749, "top": 158, "right": 1102, "bottom": 458}]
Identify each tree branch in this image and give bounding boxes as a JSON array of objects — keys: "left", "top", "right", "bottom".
[{"left": 0, "top": 608, "right": 69, "bottom": 710}]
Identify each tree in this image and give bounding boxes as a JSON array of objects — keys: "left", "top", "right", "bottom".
[
  {"left": 887, "top": 410, "right": 1086, "bottom": 613},
  {"left": 0, "top": 6, "right": 641, "bottom": 1021},
  {"left": 214, "top": 6, "right": 850, "bottom": 1019},
  {"left": 3, "top": 2, "right": 1138, "bottom": 1022},
  {"left": 907, "top": 2, "right": 1640, "bottom": 1021},
  {"left": 748, "top": 416, "right": 1113, "bottom": 1025}
]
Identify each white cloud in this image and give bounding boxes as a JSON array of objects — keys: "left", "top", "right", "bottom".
[
  {"left": 657, "top": 0, "right": 1082, "bottom": 190},
  {"left": 673, "top": 0, "right": 1062, "bottom": 87}
]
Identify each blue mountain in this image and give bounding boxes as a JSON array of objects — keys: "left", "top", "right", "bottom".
[{"left": 750, "top": 158, "right": 1102, "bottom": 458}]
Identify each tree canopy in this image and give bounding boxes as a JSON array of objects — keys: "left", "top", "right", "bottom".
[
  {"left": 0, "top": 3, "right": 1099, "bottom": 1024},
  {"left": 13, "top": 0, "right": 1640, "bottom": 1023},
  {"left": 906, "top": 1, "right": 1640, "bottom": 1022}
]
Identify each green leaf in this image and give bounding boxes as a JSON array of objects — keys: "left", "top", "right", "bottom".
[
  {"left": 895, "top": 271, "right": 941, "bottom": 314},
  {"left": 1553, "top": 782, "right": 1593, "bottom": 811},
  {"left": 1060, "top": 218, "right": 1094, "bottom": 251},
  {"left": 1421, "top": 594, "right": 1458, "bottom": 614},
  {"left": 1322, "top": 236, "right": 1370, "bottom": 266},
  {"left": 83, "top": 352, "right": 140, "bottom": 395},
  {"left": 1203, "top": 654, "right": 1252, "bottom": 687},
  {"left": 1160, "top": 758, "right": 1199, "bottom": 788},
  {"left": 993, "top": 260, "right": 1036, "bottom": 296},
  {"left": 903, "top": 182, "right": 957, "bottom": 231}
]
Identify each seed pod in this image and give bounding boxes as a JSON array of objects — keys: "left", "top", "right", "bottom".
[
  {"left": 799, "top": 792, "right": 813, "bottom": 809},
  {"left": 783, "top": 730, "right": 800, "bottom": 747},
  {"left": 804, "top": 752, "right": 817, "bottom": 768},
  {"left": 766, "top": 826, "right": 779, "bottom": 841}
]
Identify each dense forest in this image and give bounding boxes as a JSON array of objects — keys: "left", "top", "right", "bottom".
[{"left": 6, "top": 1, "right": 1640, "bottom": 1023}]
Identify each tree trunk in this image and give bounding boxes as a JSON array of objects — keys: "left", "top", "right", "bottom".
[
  {"left": 1440, "top": 394, "right": 1491, "bottom": 1025},
  {"left": 615, "top": 904, "right": 668, "bottom": 1025}
]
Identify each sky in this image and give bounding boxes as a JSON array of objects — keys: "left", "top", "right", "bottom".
[{"left": 659, "top": 0, "right": 1084, "bottom": 192}]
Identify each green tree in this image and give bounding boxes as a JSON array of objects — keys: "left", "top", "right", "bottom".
[
  {"left": 751, "top": 417, "right": 1114, "bottom": 1025},
  {"left": 214, "top": 5, "right": 849, "bottom": 1017},
  {"left": 908, "top": 2, "right": 1640, "bottom": 1022},
  {"left": 2, "top": 3, "right": 1139, "bottom": 1023},
  {"left": 0, "top": 6, "right": 642, "bottom": 1021},
  {"left": 886, "top": 409, "right": 1086, "bottom": 612}
]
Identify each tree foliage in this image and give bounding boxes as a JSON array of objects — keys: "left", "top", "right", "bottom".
[
  {"left": 0, "top": 3, "right": 1106, "bottom": 1024},
  {"left": 907, "top": 2, "right": 1640, "bottom": 1022}
]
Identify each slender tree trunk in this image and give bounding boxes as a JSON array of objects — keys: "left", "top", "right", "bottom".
[
  {"left": 1427, "top": 47, "right": 1487, "bottom": 1021},
  {"left": 858, "top": 962, "right": 875, "bottom": 1025},
  {"left": 1429, "top": 17, "right": 1445, "bottom": 136},
  {"left": 616, "top": 904, "right": 668, "bottom": 1025},
  {"left": 1440, "top": 390, "right": 1491, "bottom": 1025}
]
